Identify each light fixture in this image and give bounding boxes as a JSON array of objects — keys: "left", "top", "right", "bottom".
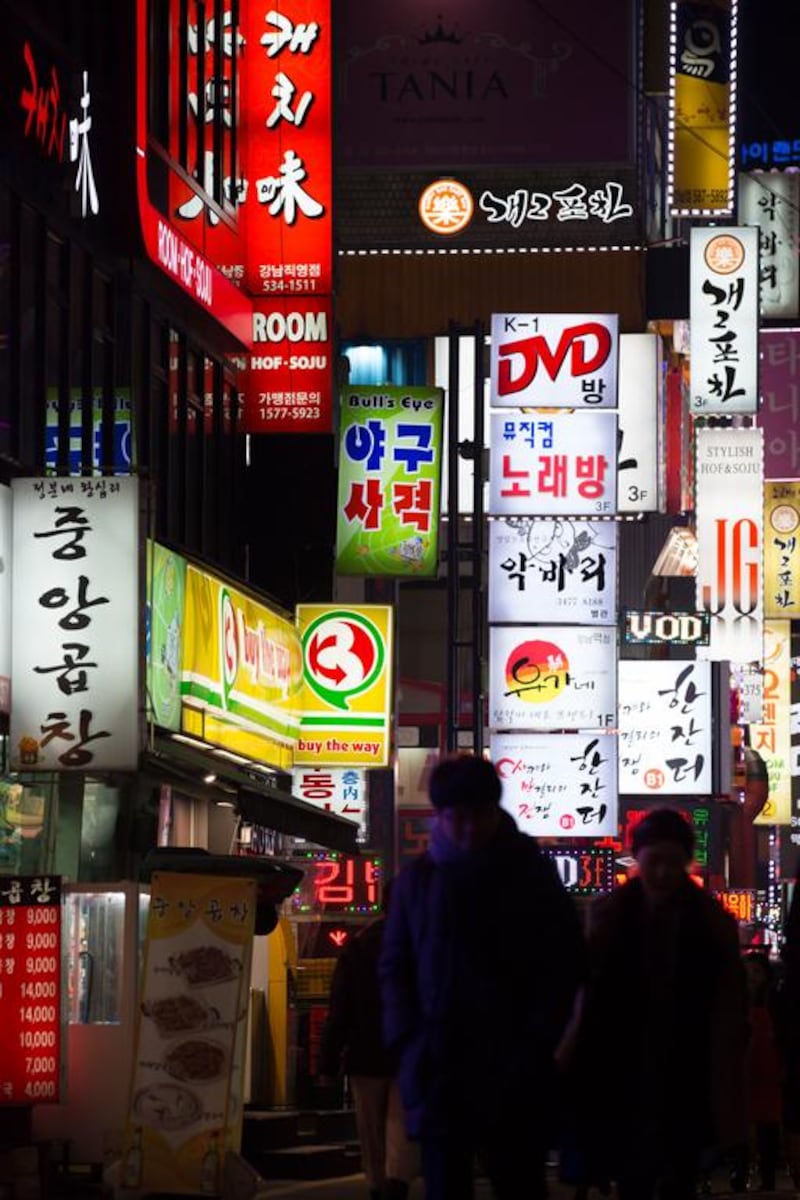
[
  {"left": 203, "top": 773, "right": 217, "bottom": 784},
  {"left": 215, "top": 799, "right": 235, "bottom": 809},
  {"left": 650, "top": 526, "right": 698, "bottom": 577}
]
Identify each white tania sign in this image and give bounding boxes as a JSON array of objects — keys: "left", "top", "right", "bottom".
[
  {"left": 490, "top": 313, "right": 618, "bottom": 408},
  {"left": 489, "top": 625, "right": 617, "bottom": 731},
  {"left": 489, "top": 410, "right": 617, "bottom": 516},
  {"left": 11, "top": 478, "right": 139, "bottom": 771},
  {"left": 689, "top": 226, "right": 759, "bottom": 413},
  {"left": 492, "top": 731, "right": 618, "bottom": 837}
]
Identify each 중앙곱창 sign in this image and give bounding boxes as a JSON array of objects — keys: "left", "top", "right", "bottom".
[{"left": 335, "top": 387, "right": 443, "bottom": 577}]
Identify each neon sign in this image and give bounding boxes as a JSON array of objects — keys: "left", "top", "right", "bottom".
[{"left": 289, "top": 854, "right": 382, "bottom": 915}]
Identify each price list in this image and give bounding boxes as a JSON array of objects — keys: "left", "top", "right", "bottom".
[{"left": 0, "top": 876, "right": 61, "bottom": 1104}]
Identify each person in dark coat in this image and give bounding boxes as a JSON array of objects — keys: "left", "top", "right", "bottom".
[
  {"left": 318, "top": 879, "right": 419, "bottom": 1200},
  {"left": 561, "top": 807, "right": 748, "bottom": 1200},
  {"left": 379, "top": 753, "right": 586, "bottom": 1200},
  {"left": 779, "top": 867, "right": 800, "bottom": 1188}
]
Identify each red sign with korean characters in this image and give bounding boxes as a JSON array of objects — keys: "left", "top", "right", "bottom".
[
  {"left": 289, "top": 854, "right": 383, "bottom": 916},
  {"left": 242, "top": 0, "right": 332, "bottom": 297},
  {"left": 242, "top": 296, "right": 332, "bottom": 432},
  {"left": 0, "top": 875, "right": 62, "bottom": 1105}
]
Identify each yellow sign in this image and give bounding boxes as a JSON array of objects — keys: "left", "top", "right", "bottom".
[
  {"left": 122, "top": 872, "right": 256, "bottom": 1194},
  {"left": 764, "top": 481, "right": 800, "bottom": 618},
  {"left": 181, "top": 565, "right": 302, "bottom": 770},
  {"left": 670, "top": 0, "right": 733, "bottom": 215},
  {"left": 753, "top": 620, "right": 792, "bottom": 825},
  {"left": 295, "top": 604, "right": 393, "bottom": 767}
]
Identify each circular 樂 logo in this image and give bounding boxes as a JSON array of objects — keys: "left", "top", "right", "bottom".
[
  {"left": 703, "top": 233, "right": 746, "bottom": 275},
  {"left": 303, "top": 611, "right": 385, "bottom": 710},
  {"left": 770, "top": 502, "right": 800, "bottom": 535},
  {"left": 418, "top": 179, "right": 474, "bottom": 236}
]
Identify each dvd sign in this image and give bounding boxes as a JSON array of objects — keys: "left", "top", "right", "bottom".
[
  {"left": 490, "top": 313, "right": 618, "bottom": 408},
  {"left": 624, "top": 610, "right": 710, "bottom": 646},
  {"left": 241, "top": 297, "right": 333, "bottom": 435}
]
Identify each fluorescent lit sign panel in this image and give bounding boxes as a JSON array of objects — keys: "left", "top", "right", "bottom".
[
  {"left": 489, "top": 625, "right": 616, "bottom": 731},
  {"left": 489, "top": 518, "right": 617, "bottom": 625},
  {"left": 739, "top": 172, "right": 799, "bottom": 319},
  {"left": 242, "top": 297, "right": 333, "bottom": 434},
  {"left": 753, "top": 619, "right": 792, "bottom": 826},
  {"left": 295, "top": 604, "right": 393, "bottom": 767},
  {"left": 618, "top": 660, "right": 713, "bottom": 795},
  {"left": 336, "top": 387, "right": 443, "bottom": 577},
  {"left": 690, "top": 226, "right": 759, "bottom": 414},
  {"left": 181, "top": 564, "right": 302, "bottom": 770},
  {"left": 618, "top": 332, "right": 660, "bottom": 512},
  {"left": 489, "top": 313, "right": 618, "bottom": 408},
  {"left": 669, "top": 0, "right": 736, "bottom": 216},
  {"left": 695, "top": 427, "right": 764, "bottom": 663},
  {"left": 11, "top": 478, "right": 139, "bottom": 771},
  {"left": 492, "top": 731, "right": 618, "bottom": 837},
  {"left": 489, "top": 411, "right": 617, "bottom": 517},
  {"left": 764, "top": 481, "right": 800, "bottom": 618}
]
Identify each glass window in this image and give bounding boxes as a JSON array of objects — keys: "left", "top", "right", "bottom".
[{"left": 64, "top": 889, "right": 125, "bottom": 1024}]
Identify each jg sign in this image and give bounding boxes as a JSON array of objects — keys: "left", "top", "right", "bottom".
[{"left": 624, "top": 610, "right": 711, "bottom": 647}]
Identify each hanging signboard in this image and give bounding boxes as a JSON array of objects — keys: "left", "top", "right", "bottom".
[
  {"left": 489, "top": 518, "right": 617, "bottom": 625},
  {"left": 295, "top": 604, "right": 393, "bottom": 767},
  {"left": 489, "top": 625, "right": 616, "bottom": 731},
  {"left": 695, "top": 427, "right": 764, "bottom": 663},
  {"left": 241, "top": 298, "right": 333, "bottom": 434},
  {"left": 11, "top": 478, "right": 140, "bottom": 771},
  {"left": 181, "top": 564, "right": 303, "bottom": 771},
  {"left": 752, "top": 620, "right": 792, "bottom": 826},
  {"left": 764, "top": 481, "right": 800, "bottom": 618},
  {"left": 668, "top": 0, "right": 736, "bottom": 216},
  {"left": 489, "top": 411, "right": 617, "bottom": 517},
  {"left": 489, "top": 313, "right": 618, "bottom": 408},
  {"left": 147, "top": 542, "right": 187, "bottom": 733},
  {"left": 760, "top": 330, "right": 800, "bottom": 479},
  {"left": 0, "top": 484, "right": 10, "bottom": 714},
  {"left": 617, "top": 332, "right": 661, "bottom": 512},
  {"left": 541, "top": 847, "right": 616, "bottom": 894},
  {"left": 618, "top": 660, "right": 713, "bottom": 795},
  {"left": 689, "top": 226, "right": 759, "bottom": 414},
  {"left": 623, "top": 610, "right": 710, "bottom": 647},
  {"left": 292, "top": 766, "right": 367, "bottom": 838},
  {"left": 492, "top": 731, "right": 618, "bottom": 837},
  {"left": 739, "top": 173, "right": 800, "bottom": 320},
  {"left": 122, "top": 872, "right": 255, "bottom": 1195},
  {"left": 0, "top": 875, "right": 62, "bottom": 1105},
  {"left": 335, "top": 387, "right": 443, "bottom": 577}
]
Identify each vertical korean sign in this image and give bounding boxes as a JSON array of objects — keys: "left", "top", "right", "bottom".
[
  {"left": 296, "top": 604, "right": 393, "bottom": 767},
  {"left": 695, "top": 428, "right": 764, "bottom": 663},
  {"left": 123, "top": 872, "right": 255, "bottom": 1194},
  {"left": 0, "top": 875, "right": 61, "bottom": 1105},
  {"left": 739, "top": 173, "right": 800, "bottom": 320},
  {"left": 690, "top": 226, "right": 758, "bottom": 413},
  {"left": 492, "top": 733, "right": 617, "bottom": 837},
  {"left": 11, "top": 479, "right": 139, "bottom": 771},
  {"left": 752, "top": 620, "right": 792, "bottom": 826},
  {"left": 242, "top": 0, "right": 332, "bottom": 296},
  {"left": 336, "top": 387, "right": 443, "bottom": 577},
  {"left": 765, "top": 482, "right": 800, "bottom": 618},
  {"left": 669, "top": 0, "right": 735, "bottom": 216},
  {"left": 618, "top": 661, "right": 713, "bottom": 794}
]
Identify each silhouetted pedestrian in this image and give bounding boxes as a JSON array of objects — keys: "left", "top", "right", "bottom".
[
  {"left": 318, "top": 880, "right": 419, "bottom": 1200},
  {"left": 562, "top": 807, "right": 748, "bottom": 1200},
  {"left": 379, "top": 753, "right": 585, "bottom": 1200}
]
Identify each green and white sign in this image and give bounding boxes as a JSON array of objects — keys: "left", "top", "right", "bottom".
[
  {"left": 335, "top": 386, "right": 443, "bottom": 577},
  {"left": 146, "top": 541, "right": 186, "bottom": 731}
]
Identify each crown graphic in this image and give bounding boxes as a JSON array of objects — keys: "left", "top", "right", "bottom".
[{"left": 418, "top": 16, "right": 462, "bottom": 45}]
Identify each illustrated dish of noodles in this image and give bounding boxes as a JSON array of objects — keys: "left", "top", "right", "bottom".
[
  {"left": 133, "top": 1082, "right": 202, "bottom": 1131},
  {"left": 164, "top": 1039, "right": 227, "bottom": 1083},
  {"left": 142, "top": 994, "right": 218, "bottom": 1037},
  {"left": 168, "top": 945, "right": 241, "bottom": 986}
]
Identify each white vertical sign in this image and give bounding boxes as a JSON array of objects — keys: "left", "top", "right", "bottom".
[
  {"left": 292, "top": 766, "right": 367, "bottom": 838},
  {"left": 739, "top": 173, "right": 799, "bottom": 320},
  {"left": 695, "top": 428, "right": 764, "bottom": 663},
  {"left": 0, "top": 485, "right": 11, "bottom": 713},
  {"left": 618, "top": 660, "right": 713, "bottom": 795},
  {"left": 11, "top": 478, "right": 139, "bottom": 770},
  {"left": 617, "top": 333, "right": 660, "bottom": 512},
  {"left": 690, "top": 226, "right": 759, "bottom": 413}
]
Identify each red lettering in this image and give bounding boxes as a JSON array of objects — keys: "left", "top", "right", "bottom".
[{"left": 498, "top": 322, "right": 612, "bottom": 395}]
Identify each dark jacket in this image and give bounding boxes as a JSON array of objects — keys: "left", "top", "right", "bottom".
[
  {"left": 378, "top": 809, "right": 586, "bottom": 1139},
  {"left": 318, "top": 916, "right": 395, "bottom": 1078},
  {"left": 566, "top": 876, "right": 748, "bottom": 1166}
]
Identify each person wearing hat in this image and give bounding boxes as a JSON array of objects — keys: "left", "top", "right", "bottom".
[
  {"left": 379, "top": 753, "right": 585, "bottom": 1200},
  {"left": 562, "top": 807, "right": 748, "bottom": 1200}
]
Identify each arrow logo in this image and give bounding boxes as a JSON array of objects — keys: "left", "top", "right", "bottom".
[{"left": 328, "top": 929, "right": 348, "bottom": 948}]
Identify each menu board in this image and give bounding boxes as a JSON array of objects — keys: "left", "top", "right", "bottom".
[
  {"left": 0, "top": 875, "right": 62, "bottom": 1104},
  {"left": 122, "top": 873, "right": 255, "bottom": 1195}
]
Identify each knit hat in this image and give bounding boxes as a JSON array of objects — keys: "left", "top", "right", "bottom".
[
  {"left": 631, "top": 807, "right": 694, "bottom": 860},
  {"left": 428, "top": 754, "right": 502, "bottom": 810}
]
